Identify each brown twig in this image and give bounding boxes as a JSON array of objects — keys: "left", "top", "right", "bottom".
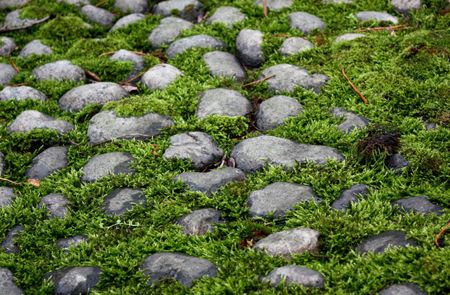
[
  {"left": 243, "top": 75, "right": 275, "bottom": 87},
  {"left": 273, "top": 33, "right": 292, "bottom": 38},
  {"left": 435, "top": 220, "right": 450, "bottom": 248},
  {"left": 121, "top": 72, "right": 144, "bottom": 84},
  {"left": 356, "top": 25, "right": 411, "bottom": 32},
  {"left": 263, "top": 0, "right": 268, "bottom": 17},
  {"left": 198, "top": 11, "right": 209, "bottom": 23},
  {"left": 99, "top": 51, "right": 115, "bottom": 57},
  {"left": 0, "top": 177, "right": 21, "bottom": 186},
  {"left": 85, "top": 70, "right": 101, "bottom": 81},
  {"left": 0, "top": 15, "right": 50, "bottom": 33},
  {"left": 340, "top": 66, "right": 369, "bottom": 105},
  {"left": 9, "top": 58, "right": 20, "bottom": 73}
]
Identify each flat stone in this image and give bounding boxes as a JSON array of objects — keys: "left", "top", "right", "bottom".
[
  {"left": 280, "top": 37, "right": 314, "bottom": 56},
  {"left": 256, "top": 95, "right": 303, "bottom": 131},
  {"left": 254, "top": 228, "right": 320, "bottom": 258},
  {"left": 260, "top": 64, "right": 328, "bottom": 93},
  {"left": 2, "top": 10, "right": 48, "bottom": 30},
  {"left": 392, "top": 0, "right": 421, "bottom": 14},
  {"left": 166, "top": 35, "right": 225, "bottom": 59},
  {"left": 380, "top": 283, "right": 426, "bottom": 295},
  {"left": 148, "top": 17, "right": 193, "bottom": 48},
  {"left": 0, "top": 0, "right": 29, "bottom": 9},
  {"left": 0, "top": 63, "right": 17, "bottom": 86},
  {"left": 0, "top": 37, "right": 16, "bottom": 56},
  {"left": 103, "top": 188, "right": 145, "bottom": 216},
  {"left": 32, "top": 60, "right": 85, "bottom": 82},
  {"left": 0, "top": 86, "right": 47, "bottom": 101},
  {"left": 356, "top": 230, "right": 417, "bottom": 254},
  {"left": 356, "top": 11, "right": 399, "bottom": 24},
  {"left": 332, "top": 184, "right": 369, "bottom": 210},
  {"left": 163, "top": 132, "right": 224, "bottom": 169},
  {"left": 110, "top": 49, "right": 145, "bottom": 77},
  {"left": 255, "top": 0, "right": 293, "bottom": 10},
  {"left": 393, "top": 196, "right": 443, "bottom": 215},
  {"left": 26, "top": 146, "right": 68, "bottom": 179},
  {"left": 332, "top": 107, "right": 369, "bottom": 133},
  {"left": 40, "top": 193, "right": 70, "bottom": 218},
  {"left": 153, "top": 0, "right": 204, "bottom": 22},
  {"left": 88, "top": 110, "right": 173, "bottom": 145},
  {"left": 177, "top": 208, "right": 222, "bottom": 235},
  {"left": 57, "top": 235, "right": 88, "bottom": 250},
  {"left": 0, "top": 187, "right": 16, "bottom": 208},
  {"left": 206, "top": 6, "right": 246, "bottom": 28},
  {"left": 236, "top": 29, "right": 264, "bottom": 68},
  {"left": 203, "top": 51, "right": 246, "bottom": 81},
  {"left": 1, "top": 225, "right": 23, "bottom": 254},
  {"left": 289, "top": 12, "right": 326, "bottom": 34},
  {"left": 248, "top": 182, "right": 320, "bottom": 218},
  {"left": 176, "top": 167, "right": 245, "bottom": 196},
  {"left": 81, "top": 5, "right": 115, "bottom": 27},
  {"left": 19, "top": 40, "right": 52, "bottom": 58},
  {"left": 8, "top": 110, "right": 74, "bottom": 134},
  {"left": 0, "top": 268, "right": 23, "bottom": 295},
  {"left": 262, "top": 265, "right": 325, "bottom": 288},
  {"left": 141, "top": 64, "right": 183, "bottom": 90},
  {"left": 47, "top": 266, "right": 102, "bottom": 295},
  {"left": 142, "top": 253, "right": 217, "bottom": 287},
  {"left": 386, "top": 153, "right": 409, "bottom": 170},
  {"left": 115, "top": 0, "right": 148, "bottom": 13},
  {"left": 196, "top": 88, "right": 252, "bottom": 119},
  {"left": 111, "top": 13, "right": 146, "bottom": 31},
  {"left": 335, "top": 33, "right": 366, "bottom": 43},
  {"left": 81, "top": 152, "right": 134, "bottom": 182},
  {"left": 59, "top": 82, "right": 129, "bottom": 112},
  {"left": 231, "top": 135, "right": 344, "bottom": 173}
]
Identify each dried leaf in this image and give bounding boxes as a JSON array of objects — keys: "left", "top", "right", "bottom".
[{"left": 27, "top": 179, "right": 41, "bottom": 187}]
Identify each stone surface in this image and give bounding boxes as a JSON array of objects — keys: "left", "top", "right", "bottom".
[
  {"left": 332, "top": 184, "right": 369, "bottom": 211},
  {"left": 103, "top": 188, "right": 145, "bottom": 216},
  {"left": 153, "top": 0, "right": 204, "bottom": 22},
  {"left": 248, "top": 182, "right": 320, "bottom": 218},
  {"left": 81, "top": 5, "right": 115, "bottom": 27},
  {"left": 206, "top": 6, "right": 245, "bottom": 27},
  {"left": 110, "top": 49, "right": 144, "bottom": 77},
  {"left": 141, "top": 64, "right": 183, "bottom": 90},
  {"left": 231, "top": 135, "right": 344, "bottom": 173},
  {"left": 47, "top": 266, "right": 102, "bottom": 295},
  {"left": 197, "top": 88, "right": 252, "bottom": 119},
  {"left": 254, "top": 228, "right": 320, "bottom": 258},
  {"left": 0, "top": 63, "right": 17, "bottom": 86},
  {"left": 262, "top": 265, "right": 325, "bottom": 288},
  {"left": 379, "top": 283, "right": 426, "bottom": 295},
  {"left": 32, "top": 60, "right": 85, "bottom": 82},
  {"left": 177, "top": 208, "right": 222, "bottom": 235},
  {"left": 142, "top": 253, "right": 217, "bottom": 287},
  {"left": 255, "top": 0, "right": 293, "bottom": 10},
  {"left": 19, "top": 39, "right": 52, "bottom": 57},
  {"left": 26, "top": 147, "right": 68, "bottom": 180},
  {"left": 203, "top": 51, "right": 246, "bottom": 81},
  {"left": 1, "top": 225, "right": 23, "bottom": 254},
  {"left": 280, "top": 37, "right": 314, "bottom": 56},
  {"left": 115, "top": 0, "right": 147, "bottom": 13},
  {"left": 0, "top": 0, "right": 29, "bottom": 9},
  {"left": 392, "top": 0, "right": 421, "bottom": 14},
  {"left": 8, "top": 110, "right": 74, "bottom": 134},
  {"left": 0, "top": 37, "right": 16, "bottom": 56},
  {"left": 386, "top": 153, "right": 409, "bottom": 170},
  {"left": 111, "top": 13, "right": 146, "bottom": 31},
  {"left": 236, "top": 29, "right": 264, "bottom": 68},
  {"left": 356, "top": 231, "right": 417, "bottom": 254},
  {"left": 59, "top": 82, "right": 129, "bottom": 112},
  {"left": 356, "top": 11, "right": 399, "bottom": 24},
  {"left": 332, "top": 107, "right": 369, "bottom": 133},
  {"left": 148, "top": 17, "right": 193, "bottom": 48},
  {"left": 0, "top": 187, "right": 16, "bottom": 208},
  {"left": 39, "top": 193, "right": 70, "bottom": 218},
  {"left": 0, "top": 268, "right": 23, "bottom": 295},
  {"left": 81, "top": 152, "right": 134, "bottom": 182},
  {"left": 256, "top": 95, "right": 303, "bottom": 131},
  {"left": 2, "top": 9, "right": 48, "bottom": 30},
  {"left": 393, "top": 196, "right": 443, "bottom": 215},
  {"left": 57, "top": 235, "right": 88, "bottom": 250},
  {"left": 176, "top": 167, "right": 245, "bottom": 196},
  {"left": 289, "top": 12, "right": 326, "bottom": 34},
  {"left": 335, "top": 33, "right": 366, "bottom": 43},
  {"left": 0, "top": 86, "right": 47, "bottom": 101},
  {"left": 58, "top": 0, "right": 90, "bottom": 6},
  {"left": 167, "top": 35, "right": 225, "bottom": 59}
]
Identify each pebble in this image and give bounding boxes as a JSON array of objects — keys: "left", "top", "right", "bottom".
[
  {"left": 0, "top": 86, "right": 47, "bottom": 101},
  {"left": 56, "top": 235, "right": 88, "bottom": 250},
  {"left": 335, "top": 33, "right": 366, "bottom": 43},
  {"left": 262, "top": 265, "right": 325, "bottom": 288},
  {"left": 0, "top": 63, "right": 17, "bottom": 86},
  {"left": 331, "top": 184, "right": 369, "bottom": 211},
  {"left": 26, "top": 146, "right": 67, "bottom": 179},
  {"left": 197, "top": 88, "right": 252, "bottom": 119},
  {"left": 356, "top": 230, "right": 417, "bottom": 254},
  {"left": 356, "top": 11, "right": 399, "bottom": 25},
  {"left": 0, "top": 0, "right": 29, "bottom": 9},
  {"left": 0, "top": 187, "right": 16, "bottom": 208},
  {"left": 141, "top": 64, "right": 183, "bottom": 90},
  {"left": 39, "top": 193, "right": 70, "bottom": 218},
  {"left": 256, "top": 95, "right": 303, "bottom": 131},
  {"left": 331, "top": 107, "right": 369, "bottom": 133},
  {"left": 111, "top": 13, "right": 146, "bottom": 31},
  {"left": 58, "top": 0, "right": 90, "bottom": 7},
  {"left": 167, "top": 35, "right": 225, "bottom": 59},
  {"left": 103, "top": 188, "right": 145, "bottom": 216},
  {"left": 236, "top": 29, "right": 264, "bottom": 68},
  {"left": 19, "top": 40, "right": 52, "bottom": 58},
  {"left": 203, "top": 51, "right": 246, "bottom": 81},
  {"left": 177, "top": 208, "right": 222, "bottom": 235},
  {"left": 206, "top": 6, "right": 246, "bottom": 28},
  {"left": 81, "top": 5, "right": 115, "bottom": 27},
  {"left": 46, "top": 266, "right": 102, "bottom": 295},
  {"left": 1, "top": 225, "right": 24, "bottom": 254},
  {"left": 379, "top": 283, "right": 426, "bottom": 295},
  {"left": 148, "top": 17, "right": 193, "bottom": 49},
  {"left": 280, "top": 37, "right": 314, "bottom": 56},
  {"left": 386, "top": 153, "right": 409, "bottom": 170},
  {"left": 392, "top": 0, "right": 421, "bottom": 15},
  {"left": 2, "top": 9, "right": 48, "bottom": 30},
  {"left": 255, "top": 0, "right": 293, "bottom": 10},
  {"left": 153, "top": 0, "right": 204, "bottom": 22},
  {"left": 110, "top": 49, "right": 145, "bottom": 77},
  {"left": 289, "top": 12, "right": 326, "bottom": 34},
  {"left": 393, "top": 196, "right": 443, "bottom": 215},
  {"left": 32, "top": 60, "right": 85, "bottom": 82},
  {"left": 0, "top": 268, "right": 23, "bottom": 295},
  {"left": 7, "top": 110, "right": 74, "bottom": 134},
  {"left": 0, "top": 37, "right": 16, "bottom": 56},
  {"left": 114, "top": 0, "right": 148, "bottom": 14},
  {"left": 81, "top": 152, "right": 134, "bottom": 182}
]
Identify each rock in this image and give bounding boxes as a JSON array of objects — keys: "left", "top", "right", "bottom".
[
  {"left": 203, "top": 51, "right": 246, "bottom": 81},
  {"left": 392, "top": 0, "right": 421, "bottom": 14},
  {"left": 167, "top": 35, "right": 225, "bottom": 59},
  {"left": 103, "top": 188, "right": 145, "bottom": 216},
  {"left": 256, "top": 95, "right": 303, "bottom": 131},
  {"left": 0, "top": 268, "right": 23, "bottom": 295},
  {"left": 141, "top": 64, "right": 183, "bottom": 90},
  {"left": 177, "top": 208, "right": 222, "bottom": 235},
  {"left": 148, "top": 17, "right": 193, "bottom": 48},
  {"left": 425, "top": 122, "right": 437, "bottom": 130},
  {"left": 254, "top": 228, "right": 320, "bottom": 258},
  {"left": 260, "top": 64, "right": 328, "bottom": 93},
  {"left": 59, "top": 82, "right": 129, "bottom": 112},
  {"left": 289, "top": 12, "right": 326, "bottom": 34},
  {"left": 0, "top": 152, "right": 4, "bottom": 176},
  {"left": 57, "top": 235, "right": 88, "bottom": 250},
  {"left": 332, "top": 107, "right": 369, "bottom": 133},
  {"left": 196, "top": 88, "right": 252, "bottom": 119},
  {"left": 176, "top": 167, "right": 245, "bottom": 195},
  {"left": 332, "top": 184, "right": 369, "bottom": 210},
  {"left": 231, "top": 135, "right": 344, "bottom": 173},
  {"left": 26, "top": 147, "right": 68, "bottom": 180},
  {"left": 153, "top": 0, "right": 204, "bottom": 22},
  {"left": 47, "top": 266, "right": 102, "bottom": 295},
  {"left": 111, "top": 13, "right": 146, "bottom": 31},
  {"left": 280, "top": 37, "right": 314, "bottom": 56},
  {"left": 0, "top": 37, "right": 16, "bottom": 56},
  {"left": 335, "top": 33, "right": 366, "bottom": 43},
  {"left": 110, "top": 49, "right": 145, "bottom": 77},
  {"left": 88, "top": 110, "right": 173, "bottom": 145},
  {"left": 142, "top": 253, "right": 217, "bottom": 287},
  {"left": 19, "top": 40, "right": 52, "bottom": 57},
  {"left": 379, "top": 283, "right": 426, "bottom": 295},
  {"left": 206, "top": 6, "right": 246, "bottom": 28},
  {"left": 236, "top": 29, "right": 264, "bottom": 68},
  {"left": 81, "top": 5, "right": 115, "bottom": 27},
  {"left": 163, "top": 132, "right": 224, "bottom": 169},
  {"left": 32, "top": 60, "right": 85, "bottom": 82},
  {"left": 386, "top": 153, "right": 409, "bottom": 170},
  {"left": 393, "top": 196, "right": 443, "bottom": 215},
  {"left": 255, "top": 0, "right": 293, "bottom": 10},
  {"left": 58, "top": 0, "right": 90, "bottom": 6},
  {"left": 0, "top": 0, "right": 29, "bottom": 9},
  {"left": 8, "top": 110, "right": 74, "bottom": 134},
  {"left": 114, "top": 0, "right": 148, "bottom": 13},
  {"left": 1, "top": 225, "right": 24, "bottom": 254},
  {"left": 81, "top": 152, "right": 134, "bottom": 182},
  {"left": 262, "top": 265, "right": 325, "bottom": 288},
  {"left": 0, "top": 86, "right": 47, "bottom": 101},
  {"left": 0, "top": 63, "right": 17, "bottom": 86},
  {"left": 39, "top": 193, "right": 70, "bottom": 218},
  {"left": 248, "top": 182, "right": 320, "bottom": 218},
  {"left": 0, "top": 187, "right": 16, "bottom": 208},
  {"left": 356, "top": 230, "right": 417, "bottom": 254},
  {"left": 2, "top": 9, "right": 48, "bottom": 30},
  {"left": 356, "top": 11, "right": 398, "bottom": 24}
]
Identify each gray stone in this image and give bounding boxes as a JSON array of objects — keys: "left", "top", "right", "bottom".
[
  {"left": 1, "top": 225, "right": 23, "bottom": 254},
  {"left": 425, "top": 122, "right": 437, "bottom": 130},
  {"left": 141, "top": 64, "right": 183, "bottom": 90},
  {"left": 163, "top": 132, "right": 224, "bottom": 169},
  {"left": 39, "top": 193, "right": 70, "bottom": 218},
  {"left": 262, "top": 265, "right": 325, "bottom": 288},
  {"left": 280, "top": 37, "right": 314, "bottom": 56},
  {"left": 142, "top": 253, "right": 217, "bottom": 287},
  {"left": 166, "top": 35, "right": 225, "bottom": 59},
  {"left": 256, "top": 95, "right": 303, "bottom": 131},
  {"left": 203, "top": 51, "right": 246, "bottom": 81},
  {"left": 0, "top": 268, "right": 23, "bottom": 295},
  {"left": 386, "top": 153, "right": 409, "bottom": 170},
  {"left": 26, "top": 147, "right": 67, "bottom": 179},
  {"left": 197, "top": 88, "right": 252, "bottom": 119},
  {"left": 153, "top": 0, "right": 204, "bottom": 22},
  {"left": 356, "top": 230, "right": 417, "bottom": 254},
  {"left": 332, "top": 184, "right": 369, "bottom": 211},
  {"left": 115, "top": 0, "right": 148, "bottom": 13},
  {"left": 103, "top": 188, "right": 145, "bottom": 216},
  {"left": 81, "top": 5, "right": 115, "bottom": 27},
  {"left": 177, "top": 208, "right": 222, "bottom": 235},
  {"left": 2, "top": 10, "right": 48, "bottom": 30},
  {"left": 148, "top": 17, "right": 193, "bottom": 48},
  {"left": 356, "top": 11, "right": 399, "bottom": 24},
  {"left": 47, "top": 266, "right": 102, "bottom": 295},
  {"left": 260, "top": 64, "right": 328, "bottom": 93},
  {"left": 33, "top": 60, "right": 85, "bottom": 82},
  {"left": 0, "top": 152, "right": 4, "bottom": 176},
  {"left": 248, "top": 182, "right": 320, "bottom": 218},
  {"left": 88, "top": 110, "right": 173, "bottom": 145},
  {"left": 0, "top": 86, "right": 47, "bottom": 101},
  {"left": 0, "top": 187, "right": 16, "bottom": 208},
  {"left": 58, "top": 0, "right": 90, "bottom": 7},
  {"left": 81, "top": 152, "right": 134, "bottom": 182},
  {"left": 0, "top": 63, "right": 17, "bottom": 86},
  {"left": 110, "top": 49, "right": 145, "bottom": 77},
  {"left": 111, "top": 13, "right": 146, "bottom": 31},
  {"left": 392, "top": 0, "right": 421, "bottom": 14},
  {"left": 59, "top": 82, "right": 129, "bottom": 112},
  {"left": 8, "top": 110, "right": 74, "bottom": 134},
  {"left": 393, "top": 196, "right": 443, "bottom": 215},
  {"left": 332, "top": 107, "right": 369, "bottom": 133},
  {"left": 57, "top": 235, "right": 88, "bottom": 250},
  {"left": 255, "top": 0, "right": 293, "bottom": 10},
  {"left": 254, "top": 228, "right": 320, "bottom": 258},
  {"left": 289, "top": 12, "right": 325, "bottom": 34},
  {"left": 380, "top": 283, "right": 426, "bottom": 295},
  {"left": 236, "top": 29, "right": 264, "bottom": 68},
  {"left": 0, "top": 37, "right": 16, "bottom": 56},
  {"left": 176, "top": 167, "right": 245, "bottom": 196},
  {"left": 206, "top": 6, "right": 245, "bottom": 28},
  {"left": 0, "top": 0, "right": 29, "bottom": 9},
  {"left": 231, "top": 135, "right": 344, "bottom": 173},
  {"left": 19, "top": 40, "right": 52, "bottom": 58},
  {"left": 335, "top": 33, "right": 366, "bottom": 43}
]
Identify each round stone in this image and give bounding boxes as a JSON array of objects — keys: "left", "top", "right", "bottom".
[
  {"left": 141, "top": 64, "right": 183, "bottom": 90},
  {"left": 0, "top": 63, "right": 17, "bottom": 86},
  {"left": 393, "top": 196, "right": 443, "bottom": 215},
  {"left": 19, "top": 40, "right": 52, "bottom": 58},
  {"left": 57, "top": 0, "right": 90, "bottom": 7},
  {"left": 392, "top": 0, "right": 421, "bottom": 14},
  {"left": 1, "top": 225, "right": 23, "bottom": 254},
  {"left": 111, "top": 13, "right": 146, "bottom": 31},
  {"left": 153, "top": 0, "right": 204, "bottom": 22},
  {"left": 32, "top": 60, "right": 85, "bottom": 82},
  {"left": 7, "top": 110, "right": 74, "bottom": 134},
  {"left": 81, "top": 5, "right": 115, "bottom": 27},
  {"left": 177, "top": 208, "right": 222, "bottom": 235},
  {"left": 0, "top": 37, "right": 16, "bottom": 56},
  {"left": 236, "top": 29, "right": 264, "bottom": 68},
  {"left": 110, "top": 49, "right": 145, "bottom": 77},
  {"left": 289, "top": 12, "right": 326, "bottom": 34},
  {"left": 57, "top": 235, "right": 88, "bottom": 250},
  {"left": 167, "top": 35, "right": 225, "bottom": 59},
  {"left": 203, "top": 51, "right": 246, "bottom": 81},
  {"left": 39, "top": 193, "right": 70, "bottom": 218},
  {"left": 0, "top": 187, "right": 16, "bottom": 208},
  {"left": 262, "top": 265, "right": 325, "bottom": 288},
  {"left": 0, "top": 0, "right": 29, "bottom": 9},
  {"left": 356, "top": 230, "right": 417, "bottom": 254},
  {"left": 206, "top": 6, "right": 246, "bottom": 28},
  {"left": 332, "top": 107, "right": 369, "bottom": 133},
  {"left": 379, "top": 283, "right": 426, "bottom": 295},
  {"left": 2, "top": 9, "right": 48, "bottom": 30},
  {"left": 47, "top": 266, "right": 102, "bottom": 295},
  {"left": 356, "top": 11, "right": 399, "bottom": 24},
  {"left": 256, "top": 95, "right": 303, "bottom": 131},
  {"left": 331, "top": 184, "right": 369, "bottom": 211},
  {"left": 103, "top": 188, "right": 145, "bottom": 216},
  {"left": 255, "top": 0, "right": 293, "bottom": 10},
  {"left": 197, "top": 88, "right": 252, "bottom": 119},
  {"left": 26, "top": 146, "right": 68, "bottom": 179},
  {"left": 335, "top": 33, "right": 366, "bottom": 43},
  {"left": 280, "top": 37, "right": 314, "bottom": 56},
  {"left": 386, "top": 153, "right": 409, "bottom": 170},
  {"left": 0, "top": 86, "right": 47, "bottom": 101},
  {"left": 114, "top": 0, "right": 148, "bottom": 13},
  {"left": 148, "top": 17, "right": 193, "bottom": 49},
  {"left": 0, "top": 268, "right": 23, "bottom": 295},
  {"left": 81, "top": 152, "right": 134, "bottom": 182}
]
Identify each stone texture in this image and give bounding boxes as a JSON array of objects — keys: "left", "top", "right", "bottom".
[
  {"left": 392, "top": 0, "right": 421, "bottom": 14},
  {"left": 81, "top": 152, "right": 134, "bottom": 182},
  {"left": 103, "top": 188, "right": 145, "bottom": 216},
  {"left": 0, "top": 268, "right": 23, "bottom": 295},
  {"left": 0, "top": 63, "right": 17, "bottom": 86},
  {"left": 332, "top": 107, "right": 369, "bottom": 133},
  {"left": 167, "top": 35, "right": 225, "bottom": 59},
  {"left": 0, "top": 37, "right": 16, "bottom": 56},
  {"left": 231, "top": 135, "right": 344, "bottom": 173},
  {"left": 141, "top": 64, "right": 183, "bottom": 90},
  {"left": 335, "top": 33, "right": 366, "bottom": 43},
  {"left": 256, "top": 95, "right": 303, "bottom": 131},
  {"left": 176, "top": 167, "right": 245, "bottom": 196},
  {"left": 0, "top": 86, "right": 47, "bottom": 101},
  {"left": 111, "top": 13, "right": 146, "bottom": 31},
  {"left": 153, "top": 0, "right": 204, "bottom": 22},
  {"left": 254, "top": 228, "right": 320, "bottom": 258},
  {"left": 393, "top": 196, "right": 443, "bottom": 215},
  {"left": 2, "top": 9, "right": 48, "bottom": 30},
  {"left": 332, "top": 184, "right": 369, "bottom": 211},
  {"left": 164, "top": 132, "right": 224, "bottom": 169},
  {"left": 236, "top": 29, "right": 264, "bottom": 68},
  {"left": 32, "top": 60, "right": 85, "bottom": 82},
  {"left": 148, "top": 17, "right": 193, "bottom": 48},
  {"left": 110, "top": 49, "right": 144, "bottom": 77},
  {"left": 39, "top": 193, "right": 70, "bottom": 218},
  {"left": 47, "top": 266, "right": 102, "bottom": 295},
  {"left": 262, "top": 265, "right": 325, "bottom": 288},
  {"left": 142, "top": 253, "right": 217, "bottom": 287},
  {"left": 0, "top": 0, "right": 29, "bottom": 9},
  {"left": 0, "top": 187, "right": 16, "bottom": 208},
  {"left": 356, "top": 11, "right": 399, "bottom": 24},
  {"left": 59, "top": 82, "right": 129, "bottom": 112},
  {"left": 26, "top": 147, "right": 68, "bottom": 180},
  {"left": 379, "top": 283, "right": 426, "bottom": 295},
  {"left": 57, "top": 235, "right": 88, "bottom": 250},
  {"left": 19, "top": 40, "right": 52, "bottom": 57},
  {"left": 203, "top": 51, "right": 246, "bottom": 81},
  {"left": 115, "top": 0, "right": 148, "bottom": 13},
  {"left": 356, "top": 231, "right": 417, "bottom": 254},
  {"left": 8, "top": 110, "right": 74, "bottom": 134},
  {"left": 1, "top": 225, "right": 23, "bottom": 254},
  {"left": 386, "top": 153, "right": 409, "bottom": 170},
  {"left": 177, "top": 208, "right": 222, "bottom": 235},
  {"left": 197, "top": 88, "right": 252, "bottom": 119},
  {"left": 81, "top": 5, "right": 115, "bottom": 27},
  {"left": 289, "top": 12, "right": 326, "bottom": 34},
  {"left": 206, "top": 6, "right": 245, "bottom": 28},
  {"left": 280, "top": 37, "right": 314, "bottom": 56},
  {"left": 58, "top": 0, "right": 90, "bottom": 6},
  {"left": 255, "top": 0, "right": 293, "bottom": 10}
]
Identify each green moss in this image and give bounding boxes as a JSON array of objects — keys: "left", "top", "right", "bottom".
[
  {"left": 18, "top": 6, "right": 49, "bottom": 20},
  {"left": 37, "top": 16, "right": 93, "bottom": 42}
]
